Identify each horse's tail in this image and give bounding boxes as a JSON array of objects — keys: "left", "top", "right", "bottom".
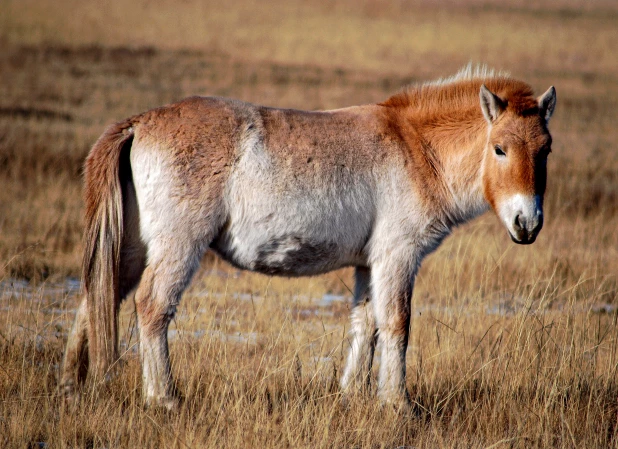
[{"left": 83, "top": 119, "right": 134, "bottom": 380}]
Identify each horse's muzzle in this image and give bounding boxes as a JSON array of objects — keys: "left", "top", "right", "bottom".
[{"left": 509, "top": 213, "right": 543, "bottom": 245}]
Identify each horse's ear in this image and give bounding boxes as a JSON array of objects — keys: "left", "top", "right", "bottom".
[
  {"left": 479, "top": 84, "right": 505, "bottom": 124},
  {"left": 538, "top": 86, "right": 556, "bottom": 123}
]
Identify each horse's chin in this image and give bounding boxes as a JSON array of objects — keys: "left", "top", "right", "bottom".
[{"left": 509, "top": 231, "right": 537, "bottom": 245}]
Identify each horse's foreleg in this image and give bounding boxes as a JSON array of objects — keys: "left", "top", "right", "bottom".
[
  {"left": 341, "top": 267, "right": 376, "bottom": 394},
  {"left": 371, "top": 258, "right": 414, "bottom": 409},
  {"left": 60, "top": 295, "right": 89, "bottom": 400}
]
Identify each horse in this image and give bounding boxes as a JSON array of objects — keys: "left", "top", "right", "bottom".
[{"left": 60, "top": 66, "right": 556, "bottom": 410}]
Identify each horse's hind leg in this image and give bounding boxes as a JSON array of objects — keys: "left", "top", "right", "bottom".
[
  {"left": 60, "top": 254, "right": 145, "bottom": 401},
  {"left": 60, "top": 295, "right": 89, "bottom": 400},
  {"left": 341, "top": 267, "right": 377, "bottom": 394},
  {"left": 60, "top": 181, "right": 145, "bottom": 400},
  {"left": 134, "top": 238, "right": 204, "bottom": 410}
]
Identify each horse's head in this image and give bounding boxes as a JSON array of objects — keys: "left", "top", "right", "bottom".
[{"left": 479, "top": 84, "right": 556, "bottom": 244}]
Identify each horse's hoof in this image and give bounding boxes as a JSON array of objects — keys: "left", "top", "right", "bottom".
[
  {"left": 59, "top": 380, "right": 81, "bottom": 410},
  {"left": 339, "top": 387, "right": 373, "bottom": 411},
  {"left": 145, "top": 395, "right": 182, "bottom": 413},
  {"left": 377, "top": 391, "right": 414, "bottom": 415}
]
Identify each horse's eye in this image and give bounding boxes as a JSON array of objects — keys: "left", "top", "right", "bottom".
[{"left": 494, "top": 145, "right": 506, "bottom": 157}]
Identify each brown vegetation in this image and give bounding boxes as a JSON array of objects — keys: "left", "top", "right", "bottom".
[{"left": 0, "top": 0, "right": 617, "bottom": 447}]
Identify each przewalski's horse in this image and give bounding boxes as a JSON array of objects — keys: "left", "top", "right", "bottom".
[{"left": 61, "top": 67, "right": 556, "bottom": 410}]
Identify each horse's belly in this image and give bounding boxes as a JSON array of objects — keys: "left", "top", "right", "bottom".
[
  {"left": 214, "top": 154, "right": 375, "bottom": 276},
  {"left": 211, "top": 216, "right": 368, "bottom": 277}
]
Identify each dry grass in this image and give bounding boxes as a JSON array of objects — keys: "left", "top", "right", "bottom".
[
  {"left": 2, "top": 261, "right": 618, "bottom": 447},
  {"left": 2, "top": 0, "right": 618, "bottom": 76},
  {"left": 0, "top": 0, "right": 617, "bottom": 447}
]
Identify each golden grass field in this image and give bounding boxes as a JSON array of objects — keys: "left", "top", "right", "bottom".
[{"left": 1, "top": 0, "right": 617, "bottom": 447}]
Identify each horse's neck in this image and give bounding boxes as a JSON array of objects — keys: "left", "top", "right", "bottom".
[{"left": 416, "top": 113, "right": 489, "bottom": 225}]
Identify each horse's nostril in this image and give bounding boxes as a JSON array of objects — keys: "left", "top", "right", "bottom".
[{"left": 514, "top": 214, "right": 523, "bottom": 231}]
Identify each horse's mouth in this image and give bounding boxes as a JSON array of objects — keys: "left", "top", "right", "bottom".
[{"left": 509, "top": 230, "right": 537, "bottom": 245}]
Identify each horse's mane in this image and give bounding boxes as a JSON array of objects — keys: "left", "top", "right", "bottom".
[
  {"left": 424, "top": 64, "right": 508, "bottom": 87},
  {"left": 381, "top": 64, "right": 537, "bottom": 115}
]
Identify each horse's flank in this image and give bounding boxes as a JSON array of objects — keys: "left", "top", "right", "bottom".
[{"left": 62, "top": 67, "right": 555, "bottom": 410}]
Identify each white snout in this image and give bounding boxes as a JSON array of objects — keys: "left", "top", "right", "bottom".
[{"left": 498, "top": 194, "right": 543, "bottom": 244}]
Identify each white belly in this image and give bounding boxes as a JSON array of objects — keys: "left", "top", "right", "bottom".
[{"left": 212, "top": 168, "right": 375, "bottom": 276}]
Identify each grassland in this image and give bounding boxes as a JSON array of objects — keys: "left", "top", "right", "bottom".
[{"left": 0, "top": 0, "right": 617, "bottom": 447}]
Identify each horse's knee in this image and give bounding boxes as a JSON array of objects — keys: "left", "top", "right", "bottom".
[
  {"left": 135, "top": 288, "right": 176, "bottom": 338},
  {"left": 136, "top": 300, "right": 176, "bottom": 338},
  {"left": 379, "top": 312, "right": 410, "bottom": 345},
  {"left": 373, "top": 282, "right": 412, "bottom": 347}
]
